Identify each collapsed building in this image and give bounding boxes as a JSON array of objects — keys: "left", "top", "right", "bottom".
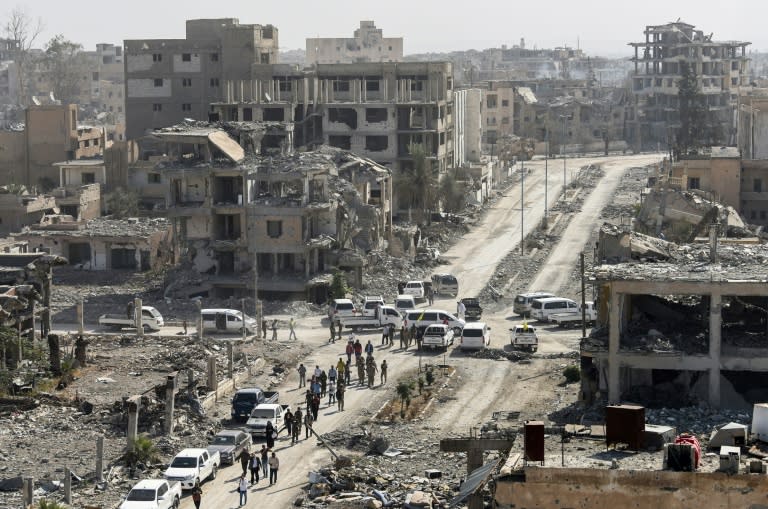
[
  {"left": 140, "top": 122, "right": 392, "bottom": 301},
  {"left": 13, "top": 216, "right": 174, "bottom": 271},
  {"left": 583, "top": 223, "right": 768, "bottom": 409}
]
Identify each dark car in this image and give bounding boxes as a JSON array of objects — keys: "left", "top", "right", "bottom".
[
  {"left": 207, "top": 429, "right": 251, "bottom": 465},
  {"left": 461, "top": 297, "right": 482, "bottom": 320}
]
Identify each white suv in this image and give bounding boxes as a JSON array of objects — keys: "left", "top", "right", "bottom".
[{"left": 403, "top": 281, "right": 425, "bottom": 300}]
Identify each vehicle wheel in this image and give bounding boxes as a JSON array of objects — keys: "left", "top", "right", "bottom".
[
  {"left": 142, "top": 324, "right": 151, "bottom": 333},
  {"left": 172, "top": 496, "right": 180, "bottom": 509},
  {"left": 211, "top": 465, "right": 217, "bottom": 480}
]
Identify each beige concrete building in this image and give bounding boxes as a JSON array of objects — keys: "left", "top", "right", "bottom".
[
  {"left": 124, "top": 18, "right": 279, "bottom": 139},
  {"left": 0, "top": 191, "right": 56, "bottom": 236},
  {"left": 737, "top": 90, "right": 768, "bottom": 159},
  {"left": 628, "top": 21, "right": 750, "bottom": 151},
  {"left": 306, "top": 21, "right": 403, "bottom": 65}
]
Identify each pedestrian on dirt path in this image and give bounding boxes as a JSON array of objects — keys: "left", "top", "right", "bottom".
[
  {"left": 381, "top": 325, "right": 388, "bottom": 345},
  {"left": 354, "top": 339, "right": 363, "bottom": 361},
  {"left": 268, "top": 452, "right": 279, "bottom": 485},
  {"left": 335, "top": 358, "right": 345, "bottom": 379},
  {"left": 329, "top": 320, "right": 336, "bottom": 342},
  {"left": 311, "top": 393, "right": 320, "bottom": 421},
  {"left": 191, "top": 481, "right": 203, "bottom": 509},
  {"left": 249, "top": 451, "right": 261, "bottom": 484},
  {"left": 387, "top": 324, "right": 396, "bottom": 346},
  {"left": 311, "top": 377, "right": 321, "bottom": 399},
  {"left": 410, "top": 324, "right": 417, "bottom": 348},
  {"left": 356, "top": 357, "right": 365, "bottom": 385},
  {"left": 366, "top": 357, "right": 378, "bottom": 388},
  {"left": 288, "top": 317, "right": 298, "bottom": 340},
  {"left": 427, "top": 286, "right": 435, "bottom": 306},
  {"left": 345, "top": 340, "right": 354, "bottom": 363},
  {"left": 400, "top": 325, "right": 407, "bottom": 349},
  {"left": 297, "top": 363, "right": 307, "bottom": 388},
  {"left": 237, "top": 448, "right": 250, "bottom": 476},
  {"left": 365, "top": 339, "right": 374, "bottom": 356},
  {"left": 237, "top": 473, "right": 248, "bottom": 507},
  {"left": 457, "top": 300, "right": 466, "bottom": 319},
  {"left": 261, "top": 319, "right": 267, "bottom": 339},
  {"left": 265, "top": 420, "right": 276, "bottom": 449},
  {"left": 336, "top": 320, "right": 343, "bottom": 341},
  {"left": 328, "top": 379, "right": 336, "bottom": 406},
  {"left": 271, "top": 319, "right": 278, "bottom": 340},
  {"left": 344, "top": 359, "right": 351, "bottom": 385},
  {"left": 319, "top": 369, "right": 328, "bottom": 397},
  {"left": 380, "top": 359, "right": 388, "bottom": 385},
  {"left": 292, "top": 408, "right": 302, "bottom": 444},
  {"left": 304, "top": 405, "right": 313, "bottom": 438},
  {"left": 329, "top": 365, "right": 338, "bottom": 385},
  {"left": 284, "top": 408, "right": 294, "bottom": 438},
  {"left": 260, "top": 445, "right": 268, "bottom": 478},
  {"left": 336, "top": 382, "right": 345, "bottom": 411}
]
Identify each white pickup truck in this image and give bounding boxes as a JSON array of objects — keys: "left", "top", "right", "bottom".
[
  {"left": 164, "top": 448, "right": 219, "bottom": 490},
  {"left": 246, "top": 403, "right": 286, "bottom": 438},
  {"left": 99, "top": 306, "right": 164, "bottom": 333},
  {"left": 550, "top": 301, "right": 597, "bottom": 328},
  {"left": 421, "top": 324, "right": 455, "bottom": 350},
  {"left": 510, "top": 324, "right": 538, "bottom": 352},
  {"left": 120, "top": 479, "right": 182, "bottom": 509},
  {"left": 339, "top": 305, "right": 403, "bottom": 330}
]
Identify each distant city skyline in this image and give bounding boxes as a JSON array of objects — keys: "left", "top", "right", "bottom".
[{"left": 6, "top": 0, "right": 768, "bottom": 58}]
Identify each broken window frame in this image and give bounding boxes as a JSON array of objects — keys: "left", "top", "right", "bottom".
[{"left": 267, "top": 220, "right": 283, "bottom": 239}]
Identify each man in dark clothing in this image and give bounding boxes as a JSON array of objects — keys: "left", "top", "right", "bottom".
[
  {"left": 329, "top": 320, "right": 336, "bottom": 343},
  {"left": 238, "top": 448, "right": 250, "bottom": 476},
  {"left": 291, "top": 408, "right": 302, "bottom": 444},
  {"left": 284, "top": 409, "right": 294, "bottom": 438},
  {"left": 346, "top": 340, "right": 354, "bottom": 363},
  {"left": 297, "top": 363, "right": 307, "bottom": 388},
  {"left": 336, "top": 382, "right": 345, "bottom": 411},
  {"left": 304, "top": 407, "right": 313, "bottom": 438},
  {"left": 354, "top": 339, "right": 363, "bottom": 361},
  {"left": 319, "top": 369, "right": 328, "bottom": 397},
  {"left": 311, "top": 393, "right": 320, "bottom": 421}
]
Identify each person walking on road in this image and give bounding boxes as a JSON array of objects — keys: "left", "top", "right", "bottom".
[
  {"left": 380, "top": 359, "right": 388, "bottom": 385},
  {"left": 457, "top": 300, "right": 466, "bottom": 319},
  {"left": 265, "top": 420, "right": 276, "bottom": 449},
  {"left": 261, "top": 319, "right": 267, "bottom": 339},
  {"left": 237, "top": 448, "right": 250, "bottom": 476},
  {"left": 364, "top": 339, "right": 374, "bottom": 356},
  {"left": 268, "top": 452, "right": 279, "bottom": 485},
  {"left": 259, "top": 445, "right": 268, "bottom": 479},
  {"left": 345, "top": 340, "right": 354, "bottom": 363},
  {"left": 344, "top": 359, "right": 351, "bottom": 385},
  {"left": 319, "top": 368, "right": 328, "bottom": 397},
  {"left": 304, "top": 406, "right": 313, "bottom": 438},
  {"left": 191, "top": 481, "right": 203, "bottom": 509},
  {"left": 297, "top": 363, "right": 307, "bottom": 388},
  {"left": 292, "top": 408, "right": 302, "bottom": 444},
  {"left": 336, "top": 382, "right": 345, "bottom": 411},
  {"left": 288, "top": 317, "right": 298, "bottom": 340},
  {"left": 366, "top": 356, "right": 378, "bottom": 388},
  {"left": 329, "top": 319, "right": 336, "bottom": 343},
  {"left": 311, "top": 393, "right": 320, "bottom": 421},
  {"left": 328, "top": 365, "right": 338, "bottom": 385},
  {"left": 353, "top": 339, "right": 363, "bottom": 361},
  {"left": 356, "top": 357, "right": 365, "bottom": 385},
  {"left": 271, "top": 319, "right": 278, "bottom": 341},
  {"left": 237, "top": 473, "right": 248, "bottom": 507},
  {"left": 284, "top": 408, "right": 294, "bottom": 438},
  {"left": 335, "top": 358, "right": 344, "bottom": 381},
  {"left": 328, "top": 379, "right": 336, "bottom": 406},
  {"left": 249, "top": 451, "right": 261, "bottom": 484},
  {"left": 427, "top": 286, "right": 435, "bottom": 306}
]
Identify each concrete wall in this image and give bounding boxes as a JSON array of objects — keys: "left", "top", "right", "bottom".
[
  {"left": 0, "top": 130, "right": 26, "bottom": 184},
  {"left": 247, "top": 210, "right": 303, "bottom": 252},
  {"left": 495, "top": 467, "right": 768, "bottom": 509},
  {"left": 740, "top": 159, "right": 768, "bottom": 225}
]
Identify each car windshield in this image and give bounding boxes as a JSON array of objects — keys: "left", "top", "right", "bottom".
[
  {"left": 425, "top": 327, "right": 444, "bottom": 334},
  {"left": 407, "top": 283, "right": 421, "bottom": 288},
  {"left": 442, "top": 276, "right": 457, "bottom": 284},
  {"left": 126, "top": 489, "right": 156, "bottom": 501},
  {"left": 463, "top": 329, "right": 483, "bottom": 337},
  {"left": 250, "top": 409, "right": 274, "bottom": 419},
  {"left": 364, "top": 302, "right": 380, "bottom": 309},
  {"left": 170, "top": 457, "right": 197, "bottom": 468},
  {"left": 515, "top": 296, "right": 526, "bottom": 303},
  {"left": 212, "top": 435, "right": 236, "bottom": 445},
  {"left": 233, "top": 393, "right": 260, "bottom": 404},
  {"left": 336, "top": 303, "right": 354, "bottom": 310}
]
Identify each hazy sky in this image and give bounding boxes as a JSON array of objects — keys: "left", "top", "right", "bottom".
[{"left": 7, "top": 0, "right": 768, "bottom": 57}]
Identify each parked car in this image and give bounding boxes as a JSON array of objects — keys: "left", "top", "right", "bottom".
[
  {"left": 120, "top": 479, "right": 181, "bottom": 509},
  {"left": 403, "top": 309, "right": 465, "bottom": 334},
  {"left": 460, "top": 297, "right": 482, "bottom": 320},
  {"left": 207, "top": 429, "right": 251, "bottom": 466},
  {"left": 460, "top": 322, "right": 491, "bottom": 350},
  {"left": 99, "top": 306, "right": 164, "bottom": 333},
  {"left": 421, "top": 324, "right": 455, "bottom": 350},
  {"left": 245, "top": 403, "right": 286, "bottom": 438},
  {"left": 530, "top": 297, "right": 578, "bottom": 322},
  {"left": 403, "top": 281, "right": 426, "bottom": 300},
  {"left": 513, "top": 292, "right": 555, "bottom": 317},
  {"left": 328, "top": 299, "right": 358, "bottom": 320},
  {"left": 395, "top": 294, "right": 417, "bottom": 314},
  {"left": 230, "top": 388, "right": 279, "bottom": 422},
  {"left": 164, "top": 448, "right": 220, "bottom": 490},
  {"left": 201, "top": 309, "right": 257, "bottom": 334},
  {"left": 362, "top": 296, "right": 385, "bottom": 317},
  {"left": 510, "top": 323, "right": 538, "bottom": 352},
  {"left": 431, "top": 273, "right": 459, "bottom": 296}
]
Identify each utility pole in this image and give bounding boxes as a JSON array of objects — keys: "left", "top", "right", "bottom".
[
  {"left": 520, "top": 158, "right": 525, "bottom": 255},
  {"left": 581, "top": 252, "right": 587, "bottom": 339},
  {"left": 561, "top": 114, "right": 569, "bottom": 200},
  {"left": 544, "top": 132, "right": 549, "bottom": 222}
]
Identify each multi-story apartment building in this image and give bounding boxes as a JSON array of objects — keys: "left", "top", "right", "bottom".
[
  {"left": 213, "top": 61, "right": 454, "bottom": 181},
  {"left": 627, "top": 21, "right": 750, "bottom": 151},
  {"left": 306, "top": 21, "right": 403, "bottom": 65},
  {"left": 123, "top": 18, "right": 278, "bottom": 139}
]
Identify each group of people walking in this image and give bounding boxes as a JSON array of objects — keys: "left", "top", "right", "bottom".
[{"left": 229, "top": 445, "right": 280, "bottom": 507}]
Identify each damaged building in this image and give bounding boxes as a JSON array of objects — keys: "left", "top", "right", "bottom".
[
  {"left": 13, "top": 216, "right": 174, "bottom": 271},
  {"left": 584, "top": 224, "right": 768, "bottom": 409},
  {"left": 147, "top": 123, "right": 391, "bottom": 301}
]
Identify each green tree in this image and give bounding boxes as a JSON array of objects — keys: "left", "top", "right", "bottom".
[
  {"left": 329, "top": 269, "right": 349, "bottom": 300},
  {"left": 395, "top": 143, "right": 437, "bottom": 224},
  {"left": 42, "top": 35, "right": 87, "bottom": 104},
  {"left": 106, "top": 188, "right": 139, "bottom": 218},
  {"left": 675, "top": 61, "right": 722, "bottom": 158},
  {"left": 439, "top": 173, "right": 466, "bottom": 213}
]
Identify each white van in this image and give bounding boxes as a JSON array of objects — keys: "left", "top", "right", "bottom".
[
  {"left": 431, "top": 273, "right": 459, "bottom": 296},
  {"left": 395, "top": 294, "right": 416, "bottom": 314},
  {"left": 403, "top": 281, "right": 425, "bottom": 300},
  {"left": 513, "top": 292, "right": 555, "bottom": 317},
  {"left": 201, "top": 309, "right": 258, "bottom": 333},
  {"left": 328, "top": 298, "right": 357, "bottom": 320},
  {"left": 404, "top": 309, "right": 465, "bottom": 333},
  {"left": 460, "top": 322, "right": 491, "bottom": 350},
  {"left": 530, "top": 298, "right": 578, "bottom": 322}
]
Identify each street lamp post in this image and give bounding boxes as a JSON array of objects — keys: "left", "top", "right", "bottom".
[
  {"left": 544, "top": 131, "right": 548, "bottom": 220},
  {"left": 560, "top": 114, "right": 570, "bottom": 200},
  {"left": 520, "top": 158, "right": 524, "bottom": 255}
]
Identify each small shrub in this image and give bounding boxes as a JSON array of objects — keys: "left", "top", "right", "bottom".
[
  {"left": 417, "top": 377, "right": 425, "bottom": 395},
  {"left": 38, "top": 500, "right": 68, "bottom": 509},
  {"left": 563, "top": 365, "right": 581, "bottom": 384},
  {"left": 425, "top": 368, "right": 435, "bottom": 386},
  {"left": 125, "top": 435, "right": 159, "bottom": 467}
]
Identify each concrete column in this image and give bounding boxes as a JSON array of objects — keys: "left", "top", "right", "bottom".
[
  {"left": 608, "top": 289, "right": 621, "bottom": 403},
  {"left": 22, "top": 477, "right": 33, "bottom": 507},
  {"left": 165, "top": 372, "right": 178, "bottom": 436},
  {"left": 467, "top": 447, "right": 484, "bottom": 509},
  {"left": 709, "top": 292, "right": 722, "bottom": 408},
  {"left": 227, "top": 342, "right": 234, "bottom": 379},
  {"left": 134, "top": 297, "right": 143, "bottom": 338},
  {"left": 305, "top": 254, "right": 310, "bottom": 278},
  {"left": 207, "top": 356, "right": 218, "bottom": 394},
  {"left": 272, "top": 253, "right": 278, "bottom": 276},
  {"left": 96, "top": 436, "right": 104, "bottom": 482},
  {"left": 64, "top": 467, "right": 71, "bottom": 504},
  {"left": 126, "top": 396, "right": 139, "bottom": 452},
  {"left": 196, "top": 299, "right": 203, "bottom": 340},
  {"left": 187, "top": 369, "right": 194, "bottom": 396},
  {"left": 77, "top": 299, "right": 84, "bottom": 336}
]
